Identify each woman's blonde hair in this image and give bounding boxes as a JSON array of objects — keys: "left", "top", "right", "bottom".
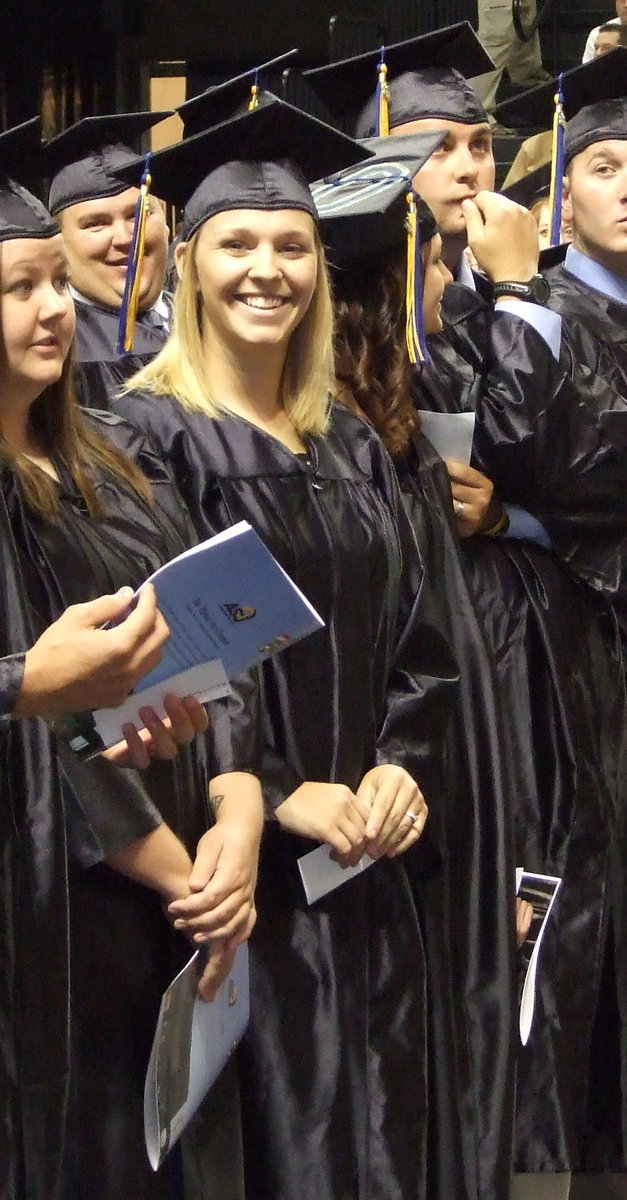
[{"left": 125, "top": 218, "right": 335, "bottom": 436}]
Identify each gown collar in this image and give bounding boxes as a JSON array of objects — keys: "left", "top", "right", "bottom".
[{"left": 564, "top": 244, "right": 627, "bottom": 308}]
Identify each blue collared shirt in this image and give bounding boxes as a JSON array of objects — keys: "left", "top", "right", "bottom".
[
  {"left": 564, "top": 243, "right": 627, "bottom": 306},
  {"left": 501, "top": 504, "right": 553, "bottom": 549}
]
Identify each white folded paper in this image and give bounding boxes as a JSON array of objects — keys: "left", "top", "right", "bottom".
[
  {"left": 144, "top": 944, "right": 249, "bottom": 1170},
  {"left": 417, "top": 410, "right": 476, "bottom": 466},
  {"left": 516, "top": 869, "right": 562, "bottom": 1045},
  {"left": 298, "top": 843, "right": 375, "bottom": 905}
]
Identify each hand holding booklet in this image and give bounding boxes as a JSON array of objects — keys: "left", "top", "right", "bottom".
[{"left": 54, "top": 520, "right": 324, "bottom": 759}]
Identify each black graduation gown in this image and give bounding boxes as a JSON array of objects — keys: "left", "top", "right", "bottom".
[
  {"left": 418, "top": 287, "right": 627, "bottom": 1177},
  {"left": 0, "top": 491, "right": 71, "bottom": 1200},
  {"left": 2, "top": 412, "right": 214, "bottom": 1200},
  {"left": 112, "top": 389, "right": 456, "bottom": 1200},
  {"left": 427, "top": 283, "right": 627, "bottom": 623},
  {"left": 72, "top": 296, "right": 171, "bottom": 411},
  {"left": 539, "top": 263, "right": 627, "bottom": 631},
  {"left": 394, "top": 430, "right": 519, "bottom": 1200}
]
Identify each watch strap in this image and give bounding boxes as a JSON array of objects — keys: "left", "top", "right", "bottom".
[{"left": 492, "top": 275, "right": 550, "bottom": 305}]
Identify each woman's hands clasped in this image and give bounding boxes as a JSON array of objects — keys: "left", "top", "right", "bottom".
[
  {"left": 275, "top": 765, "right": 428, "bottom": 866},
  {"left": 358, "top": 764, "right": 428, "bottom": 858}
]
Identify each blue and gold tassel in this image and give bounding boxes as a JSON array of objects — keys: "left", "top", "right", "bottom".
[
  {"left": 116, "top": 153, "right": 153, "bottom": 355},
  {"left": 375, "top": 47, "right": 390, "bottom": 138},
  {"left": 548, "top": 73, "right": 566, "bottom": 247},
  {"left": 405, "top": 190, "right": 430, "bottom": 365}
]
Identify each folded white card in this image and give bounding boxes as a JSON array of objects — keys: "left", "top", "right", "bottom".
[{"left": 298, "top": 843, "right": 375, "bottom": 905}]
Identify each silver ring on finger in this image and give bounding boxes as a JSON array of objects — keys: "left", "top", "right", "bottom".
[
  {"left": 405, "top": 809, "right": 420, "bottom": 825},
  {"left": 455, "top": 499, "right": 465, "bottom": 519}
]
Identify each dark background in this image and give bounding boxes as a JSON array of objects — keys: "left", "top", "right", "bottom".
[{"left": 0, "top": 0, "right": 607, "bottom": 130}]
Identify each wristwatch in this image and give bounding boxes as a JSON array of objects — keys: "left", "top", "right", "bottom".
[{"left": 492, "top": 275, "right": 551, "bottom": 306}]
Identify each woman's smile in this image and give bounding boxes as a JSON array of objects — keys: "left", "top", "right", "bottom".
[{"left": 234, "top": 293, "right": 290, "bottom": 310}]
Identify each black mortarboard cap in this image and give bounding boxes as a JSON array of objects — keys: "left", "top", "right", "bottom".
[
  {"left": 501, "top": 161, "right": 551, "bottom": 208},
  {"left": 45, "top": 111, "right": 173, "bottom": 215},
  {"left": 113, "top": 95, "right": 373, "bottom": 240},
  {"left": 304, "top": 22, "right": 493, "bottom": 134},
  {"left": 495, "top": 48, "right": 627, "bottom": 164},
  {"left": 0, "top": 118, "right": 60, "bottom": 243},
  {"left": 0, "top": 116, "right": 45, "bottom": 190},
  {"left": 178, "top": 50, "right": 299, "bottom": 137},
  {"left": 313, "top": 131, "right": 443, "bottom": 262}
]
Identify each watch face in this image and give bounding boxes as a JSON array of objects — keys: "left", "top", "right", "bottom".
[{"left": 530, "top": 274, "right": 551, "bottom": 304}]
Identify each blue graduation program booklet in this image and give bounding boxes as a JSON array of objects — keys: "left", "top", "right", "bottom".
[
  {"left": 144, "top": 943, "right": 249, "bottom": 1170},
  {"left": 61, "top": 520, "right": 324, "bottom": 756}
]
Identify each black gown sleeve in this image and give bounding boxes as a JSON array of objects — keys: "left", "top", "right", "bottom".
[
  {"left": 421, "top": 298, "right": 627, "bottom": 612},
  {"left": 423, "top": 289, "right": 627, "bottom": 503},
  {"left": 0, "top": 651, "right": 160, "bottom": 871},
  {"left": 57, "top": 743, "right": 164, "bottom": 868},
  {"left": 0, "top": 653, "right": 25, "bottom": 734},
  {"left": 466, "top": 313, "right": 627, "bottom": 612}
]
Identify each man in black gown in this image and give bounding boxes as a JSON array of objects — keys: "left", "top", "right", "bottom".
[
  {"left": 497, "top": 48, "right": 627, "bottom": 1200},
  {"left": 307, "top": 24, "right": 627, "bottom": 1200},
  {"left": 43, "top": 111, "right": 173, "bottom": 407}
]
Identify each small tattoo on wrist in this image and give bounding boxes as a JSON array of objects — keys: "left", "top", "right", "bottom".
[{"left": 210, "top": 793, "right": 225, "bottom": 815}]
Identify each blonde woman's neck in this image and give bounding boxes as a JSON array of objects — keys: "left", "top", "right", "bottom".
[{"left": 201, "top": 341, "right": 306, "bottom": 452}]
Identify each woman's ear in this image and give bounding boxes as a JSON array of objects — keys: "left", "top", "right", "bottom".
[{"left": 174, "top": 240, "right": 188, "bottom": 282}]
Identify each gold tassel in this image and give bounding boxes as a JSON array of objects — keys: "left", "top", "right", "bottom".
[
  {"left": 405, "top": 191, "right": 428, "bottom": 364},
  {"left": 548, "top": 79, "right": 566, "bottom": 246},
  {"left": 377, "top": 60, "right": 390, "bottom": 138},
  {"left": 405, "top": 191, "right": 419, "bottom": 364},
  {"left": 123, "top": 169, "right": 151, "bottom": 353}
]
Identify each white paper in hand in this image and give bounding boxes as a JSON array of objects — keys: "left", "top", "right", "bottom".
[
  {"left": 417, "top": 410, "right": 476, "bottom": 466},
  {"left": 298, "top": 843, "right": 374, "bottom": 905}
]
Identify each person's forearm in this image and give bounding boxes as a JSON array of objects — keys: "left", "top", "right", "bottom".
[
  {"left": 209, "top": 771, "right": 264, "bottom": 835},
  {"left": 105, "top": 823, "right": 193, "bottom": 903}
]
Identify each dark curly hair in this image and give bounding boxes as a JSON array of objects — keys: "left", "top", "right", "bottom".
[{"left": 332, "top": 245, "right": 423, "bottom": 459}]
